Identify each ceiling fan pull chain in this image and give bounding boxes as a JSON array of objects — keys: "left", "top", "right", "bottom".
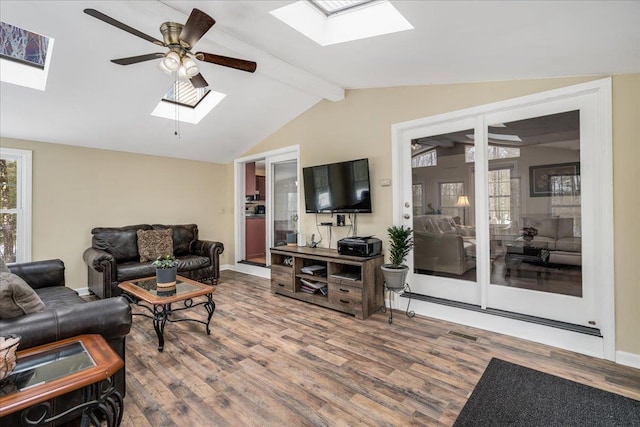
[{"left": 174, "top": 76, "right": 180, "bottom": 139}]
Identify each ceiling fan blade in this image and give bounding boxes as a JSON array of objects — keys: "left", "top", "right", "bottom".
[
  {"left": 180, "top": 9, "right": 215, "bottom": 49},
  {"left": 111, "top": 53, "right": 165, "bottom": 65},
  {"left": 196, "top": 52, "right": 257, "bottom": 73},
  {"left": 84, "top": 8, "right": 165, "bottom": 46},
  {"left": 190, "top": 73, "right": 209, "bottom": 88}
]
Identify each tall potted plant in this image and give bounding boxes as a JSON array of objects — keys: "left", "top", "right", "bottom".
[
  {"left": 152, "top": 255, "right": 179, "bottom": 288},
  {"left": 381, "top": 225, "right": 414, "bottom": 290}
]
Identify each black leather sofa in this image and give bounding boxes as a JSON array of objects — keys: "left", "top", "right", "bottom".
[
  {"left": 0, "top": 259, "right": 132, "bottom": 426},
  {"left": 83, "top": 224, "right": 224, "bottom": 299}
]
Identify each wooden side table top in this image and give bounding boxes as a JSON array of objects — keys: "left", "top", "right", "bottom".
[
  {"left": 118, "top": 275, "right": 215, "bottom": 305},
  {"left": 0, "top": 334, "right": 123, "bottom": 417}
]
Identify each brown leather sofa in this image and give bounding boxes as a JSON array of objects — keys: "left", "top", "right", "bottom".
[
  {"left": 0, "top": 259, "right": 132, "bottom": 426},
  {"left": 83, "top": 224, "right": 224, "bottom": 299}
]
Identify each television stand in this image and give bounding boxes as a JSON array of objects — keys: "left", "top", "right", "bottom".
[{"left": 270, "top": 246, "right": 384, "bottom": 319}]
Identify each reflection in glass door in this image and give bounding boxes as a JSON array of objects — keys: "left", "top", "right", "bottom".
[
  {"left": 407, "top": 117, "right": 481, "bottom": 306},
  {"left": 272, "top": 160, "right": 298, "bottom": 251},
  {"left": 484, "top": 107, "right": 595, "bottom": 327},
  {"left": 412, "top": 132, "right": 477, "bottom": 283},
  {"left": 487, "top": 111, "right": 582, "bottom": 297}
]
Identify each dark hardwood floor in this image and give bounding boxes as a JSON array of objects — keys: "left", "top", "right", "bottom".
[{"left": 121, "top": 270, "right": 640, "bottom": 426}]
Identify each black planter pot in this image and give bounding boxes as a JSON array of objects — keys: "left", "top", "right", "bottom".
[{"left": 156, "top": 266, "right": 177, "bottom": 286}]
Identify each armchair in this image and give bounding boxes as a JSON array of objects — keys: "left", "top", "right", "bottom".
[{"left": 0, "top": 259, "right": 131, "bottom": 425}]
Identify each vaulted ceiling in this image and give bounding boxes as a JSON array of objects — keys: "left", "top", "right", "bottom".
[{"left": 1, "top": 1, "right": 638, "bottom": 163}]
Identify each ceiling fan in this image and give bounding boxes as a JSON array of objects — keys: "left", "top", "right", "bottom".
[{"left": 83, "top": 8, "right": 257, "bottom": 89}]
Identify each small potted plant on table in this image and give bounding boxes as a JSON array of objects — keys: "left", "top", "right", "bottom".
[{"left": 152, "top": 255, "right": 179, "bottom": 289}]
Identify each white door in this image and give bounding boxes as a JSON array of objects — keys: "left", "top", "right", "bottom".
[{"left": 396, "top": 80, "right": 612, "bottom": 331}]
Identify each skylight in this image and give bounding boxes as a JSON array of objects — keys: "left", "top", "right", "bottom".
[
  {"left": 151, "top": 80, "right": 226, "bottom": 125},
  {"left": 308, "top": 0, "right": 375, "bottom": 16},
  {"left": 0, "top": 21, "right": 54, "bottom": 90},
  {"left": 161, "top": 80, "right": 211, "bottom": 109},
  {"left": 270, "top": 0, "right": 413, "bottom": 46}
]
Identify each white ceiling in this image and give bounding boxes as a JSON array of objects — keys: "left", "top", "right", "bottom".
[{"left": 1, "top": 1, "right": 639, "bottom": 163}]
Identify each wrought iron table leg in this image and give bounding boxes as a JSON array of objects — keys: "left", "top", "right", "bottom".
[
  {"left": 153, "top": 304, "right": 168, "bottom": 352},
  {"left": 19, "top": 378, "right": 123, "bottom": 426},
  {"left": 204, "top": 294, "right": 215, "bottom": 335}
]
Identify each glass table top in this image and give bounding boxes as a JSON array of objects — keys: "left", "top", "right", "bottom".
[
  {"left": 0, "top": 342, "right": 95, "bottom": 396},
  {"left": 131, "top": 278, "right": 201, "bottom": 298}
]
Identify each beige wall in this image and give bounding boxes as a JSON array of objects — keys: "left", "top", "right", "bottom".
[
  {"left": 245, "top": 75, "right": 640, "bottom": 355},
  {"left": 2, "top": 74, "right": 637, "bottom": 355},
  {"left": 0, "top": 138, "right": 235, "bottom": 288}
]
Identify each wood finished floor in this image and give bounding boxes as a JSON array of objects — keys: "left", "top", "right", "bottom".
[{"left": 121, "top": 270, "right": 640, "bottom": 426}]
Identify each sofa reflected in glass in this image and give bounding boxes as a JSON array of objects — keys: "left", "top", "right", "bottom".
[{"left": 413, "top": 215, "right": 476, "bottom": 280}]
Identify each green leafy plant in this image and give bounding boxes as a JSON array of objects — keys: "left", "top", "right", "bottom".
[
  {"left": 151, "top": 255, "right": 178, "bottom": 269},
  {"left": 386, "top": 225, "right": 414, "bottom": 268}
]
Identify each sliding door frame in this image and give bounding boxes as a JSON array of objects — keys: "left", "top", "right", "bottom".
[{"left": 391, "top": 78, "right": 614, "bottom": 360}]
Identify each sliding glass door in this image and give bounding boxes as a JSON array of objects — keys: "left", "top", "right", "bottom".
[
  {"left": 399, "top": 81, "right": 610, "bottom": 330},
  {"left": 408, "top": 117, "right": 481, "bottom": 306}
]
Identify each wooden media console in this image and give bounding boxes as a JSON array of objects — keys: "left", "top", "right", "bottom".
[{"left": 270, "top": 246, "right": 384, "bottom": 319}]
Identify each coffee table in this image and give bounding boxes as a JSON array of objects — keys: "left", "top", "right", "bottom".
[
  {"left": 0, "top": 334, "right": 124, "bottom": 426},
  {"left": 118, "top": 275, "right": 216, "bottom": 352},
  {"left": 505, "top": 242, "right": 550, "bottom": 284}
]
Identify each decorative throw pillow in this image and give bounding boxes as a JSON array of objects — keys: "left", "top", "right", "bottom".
[
  {"left": 0, "top": 257, "right": 9, "bottom": 273},
  {"left": 137, "top": 228, "right": 174, "bottom": 262},
  {"left": 0, "top": 272, "right": 46, "bottom": 319}
]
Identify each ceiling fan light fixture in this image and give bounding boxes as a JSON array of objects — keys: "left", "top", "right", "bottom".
[
  {"left": 182, "top": 57, "right": 199, "bottom": 77},
  {"left": 163, "top": 51, "right": 181, "bottom": 71},
  {"left": 158, "top": 59, "right": 172, "bottom": 74}
]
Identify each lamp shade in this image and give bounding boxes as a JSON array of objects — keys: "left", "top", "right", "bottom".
[
  {"left": 158, "top": 59, "right": 172, "bottom": 74},
  {"left": 162, "top": 51, "right": 181, "bottom": 71},
  {"left": 182, "top": 57, "right": 199, "bottom": 77},
  {"left": 456, "top": 195, "right": 470, "bottom": 208}
]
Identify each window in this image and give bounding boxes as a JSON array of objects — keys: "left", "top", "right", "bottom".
[
  {"left": 551, "top": 175, "right": 581, "bottom": 237},
  {"left": 162, "top": 80, "right": 210, "bottom": 108},
  {"left": 0, "top": 148, "right": 31, "bottom": 263},
  {"left": 0, "top": 21, "right": 54, "bottom": 90},
  {"left": 270, "top": 0, "right": 413, "bottom": 46},
  {"left": 308, "top": 0, "right": 375, "bottom": 16},
  {"left": 412, "top": 184, "right": 424, "bottom": 216},
  {"left": 439, "top": 182, "right": 464, "bottom": 218},
  {"left": 465, "top": 146, "right": 520, "bottom": 163},
  {"left": 488, "top": 168, "right": 512, "bottom": 224},
  {"left": 412, "top": 149, "right": 437, "bottom": 168}
]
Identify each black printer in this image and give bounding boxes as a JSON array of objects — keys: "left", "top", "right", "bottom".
[{"left": 337, "top": 236, "right": 382, "bottom": 257}]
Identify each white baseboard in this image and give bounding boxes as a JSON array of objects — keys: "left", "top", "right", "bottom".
[
  {"left": 76, "top": 287, "right": 91, "bottom": 296},
  {"left": 616, "top": 351, "right": 640, "bottom": 369},
  {"left": 220, "top": 264, "right": 235, "bottom": 271},
  {"left": 407, "top": 298, "right": 607, "bottom": 360},
  {"left": 233, "top": 263, "right": 270, "bottom": 278}
]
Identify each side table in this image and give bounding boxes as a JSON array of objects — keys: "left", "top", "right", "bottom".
[{"left": 0, "top": 334, "right": 124, "bottom": 426}]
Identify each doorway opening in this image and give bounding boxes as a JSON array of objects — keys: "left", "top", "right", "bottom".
[{"left": 234, "top": 146, "right": 300, "bottom": 278}]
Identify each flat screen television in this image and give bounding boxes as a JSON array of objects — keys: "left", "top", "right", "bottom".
[{"left": 303, "top": 158, "right": 372, "bottom": 213}]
